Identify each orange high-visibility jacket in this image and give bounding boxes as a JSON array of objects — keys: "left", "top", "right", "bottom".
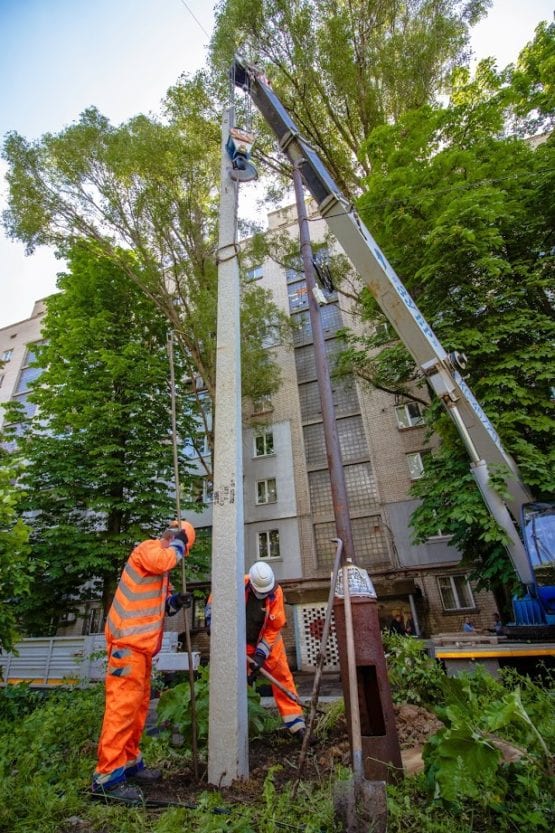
[
  {"left": 105, "top": 539, "right": 180, "bottom": 656},
  {"left": 244, "top": 576, "right": 286, "bottom": 659},
  {"left": 205, "top": 577, "right": 287, "bottom": 658}
]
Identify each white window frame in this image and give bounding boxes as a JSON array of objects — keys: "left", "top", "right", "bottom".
[
  {"left": 245, "top": 264, "right": 263, "bottom": 281},
  {"left": 252, "top": 396, "right": 273, "bottom": 415},
  {"left": 256, "top": 478, "right": 277, "bottom": 505},
  {"left": 374, "top": 322, "right": 391, "bottom": 341},
  {"left": 406, "top": 451, "right": 427, "bottom": 479},
  {"left": 395, "top": 402, "right": 425, "bottom": 429},
  {"left": 203, "top": 478, "right": 213, "bottom": 504},
  {"left": 257, "top": 528, "right": 281, "bottom": 560},
  {"left": 254, "top": 427, "right": 274, "bottom": 457},
  {"left": 1, "top": 349, "right": 13, "bottom": 362},
  {"left": 437, "top": 574, "right": 475, "bottom": 611}
]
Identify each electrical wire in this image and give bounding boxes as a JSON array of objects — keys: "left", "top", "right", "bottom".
[{"left": 176, "top": 0, "right": 211, "bottom": 39}]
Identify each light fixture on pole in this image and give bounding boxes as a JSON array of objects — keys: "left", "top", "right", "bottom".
[{"left": 226, "top": 127, "right": 258, "bottom": 182}]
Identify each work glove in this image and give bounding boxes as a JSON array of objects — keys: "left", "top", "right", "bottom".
[
  {"left": 170, "top": 528, "right": 189, "bottom": 558},
  {"left": 247, "top": 649, "right": 266, "bottom": 685},
  {"left": 174, "top": 529, "right": 189, "bottom": 548},
  {"left": 166, "top": 592, "right": 192, "bottom": 617}
]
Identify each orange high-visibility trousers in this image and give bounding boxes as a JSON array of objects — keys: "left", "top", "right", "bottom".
[
  {"left": 95, "top": 644, "right": 152, "bottom": 780},
  {"left": 247, "top": 639, "right": 304, "bottom": 730}
]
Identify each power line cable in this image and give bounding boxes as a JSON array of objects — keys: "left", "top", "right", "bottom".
[{"left": 176, "top": 0, "right": 211, "bottom": 39}]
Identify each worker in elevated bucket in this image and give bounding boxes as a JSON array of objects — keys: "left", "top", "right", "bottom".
[
  {"left": 92, "top": 520, "right": 195, "bottom": 803},
  {"left": 206, "top": 561, "right": 306, "bottom": 739}
]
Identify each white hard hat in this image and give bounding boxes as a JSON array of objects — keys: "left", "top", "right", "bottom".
[{"left": 249, "top": 561, "right": 275, "bottom": 597}]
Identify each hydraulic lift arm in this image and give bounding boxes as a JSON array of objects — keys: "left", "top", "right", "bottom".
[{"left": 233, "top": 56, "right": 537, "bottom": 590}]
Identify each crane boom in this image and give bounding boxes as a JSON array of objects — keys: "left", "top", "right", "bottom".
[{"left": 233, "top": 56, "right": 538, "bottom": 589}]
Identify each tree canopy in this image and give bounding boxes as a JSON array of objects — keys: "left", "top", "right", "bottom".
[
  {"left": 1, "top": 244, "right": 210, "bottom": 631},
  {"left": 211, "top": 0, "right": 491, "bottom": 198},
  {"left": 2, "top": 74, "right": 289, "bottom": 472},
  {"left": 351, "top": 26, "right": 555, "bottom": 601},
  {"left": 0, "top": 452, "right": 30, "bottom": 651}
]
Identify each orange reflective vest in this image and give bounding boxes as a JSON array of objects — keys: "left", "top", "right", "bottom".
[
  {"left": 105, "top": 539, "right": 181, "bottom": 656},
  {"left": 244, "top": 576, "right": 286, "bottom": 659}
]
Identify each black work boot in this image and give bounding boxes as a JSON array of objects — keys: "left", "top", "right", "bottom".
[
  {"left": 129, "top": 766, "right": 162, "bottom": 783},
  {"left": 93, "top": 781, "right": 144, "bottom": 804}
]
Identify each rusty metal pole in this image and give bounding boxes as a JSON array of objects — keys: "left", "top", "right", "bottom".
[
  {"left": 292, "top": 161, "right": 403, "bottom": 788},
  {"left": 292, "top": 162, "right": 355, "bottom": 565}
]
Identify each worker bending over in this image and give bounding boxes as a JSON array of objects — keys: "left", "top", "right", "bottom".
[
  {"left": 206, "top": 561, "right": 306, "bottom": 738},
  {"left": 92, "top": 520, "right": 195, "bottom": 802}
]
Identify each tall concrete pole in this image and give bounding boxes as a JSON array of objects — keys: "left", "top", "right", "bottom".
[{"left": 207, "top": 104, "right": 249, "bottom": 785}]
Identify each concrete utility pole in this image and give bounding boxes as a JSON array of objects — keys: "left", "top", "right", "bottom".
[{"left": 207, "top": 104, "right": 249, "bottom": 785}]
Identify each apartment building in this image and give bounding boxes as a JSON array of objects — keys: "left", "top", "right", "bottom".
[
  {"left": 0, "top": 298, "right": 47, "bottom": 429},
  {"left": 1, "top": 211, "right": 498, "bottom": 667},
  {"left": 184, "top": 202, "right": 498, "bottom": 668}
]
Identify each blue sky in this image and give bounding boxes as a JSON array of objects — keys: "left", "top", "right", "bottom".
[{"left": 0, "top": 0, "right": 553, "bottom": 328}]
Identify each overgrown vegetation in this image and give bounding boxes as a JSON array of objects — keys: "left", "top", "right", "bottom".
[
  {"left": 0, "top": 661, "right": 552, "bottom": 833},
  {"left": 156, "top": 665, "right": 280, "bottom": 748},
  {"left": 0, "top": 452, "right": 30, "bottom": 651},
  {"left": 382, "top": 633, "right": 446, "bottom": 707}
]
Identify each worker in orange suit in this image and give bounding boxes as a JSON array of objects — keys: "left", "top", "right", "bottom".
[
  {"left": 205, "top": 561, "right": 305, "bottom": 738},
  {"left": 92, "top": 520, "right": 195, "bottom": 803}
]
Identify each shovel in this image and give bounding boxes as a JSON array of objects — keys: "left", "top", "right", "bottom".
[
  {"left": 333, "top": 559, "right": 388, "bottom": 833},
  {"left": 246, "top": 655, "right": 304, "bottom": 707}
]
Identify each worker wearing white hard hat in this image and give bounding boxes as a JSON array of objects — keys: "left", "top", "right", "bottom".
[{"left": 205, "top": 561, "right": 305, "bottom": 738}]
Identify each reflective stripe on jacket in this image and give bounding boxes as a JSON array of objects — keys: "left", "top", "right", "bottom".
[
  {"left": 105, "top": 539, "right": 181, "bottom": 656},
  {"left": 244, "top": 576, "right": 286, "bottom": 659}
]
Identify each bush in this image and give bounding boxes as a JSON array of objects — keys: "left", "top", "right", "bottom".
[
  {"left": 0, "top": 682, "right": 46, "bottom": 723},
  {"left": 422, "top": 670, "right": 554, "bottom": 832},
  {"left": 382, "top": 633, "right": 445, "bottom": 706},
  {"left": 156, "top": 664, "right": 280, "bottom": 750},
  {"left": 0, "top": 684, "right": 104, "bottom": 832}
]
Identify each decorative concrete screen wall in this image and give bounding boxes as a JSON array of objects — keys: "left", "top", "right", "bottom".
[{"left": 295, "top": 603, "right": 340, "bottom": 672}]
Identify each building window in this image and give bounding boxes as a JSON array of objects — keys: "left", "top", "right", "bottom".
[
  {"left": 261, "top": 326, "right": 280, "bottom": 349},
  {"left": 203, "top": 479, "right": 213, "bottom": 504},
  {"left": 15, "top": 364, "right": 42, "bottom": 394},
  {"left": 2, "top": 349, "right": 13, "bottom": 362},
  {"left": 8, "top": 345, "right": 43, "bottom": 430},
  {"left": 252, "top": 396, "right": 273, "bottom": 415},
  {"left": 395, "top": 402, "right": 425, "bottom": 429},
  {"left": 256, "top": 478, "right": 277, "bottom": 505},
  {"left": 374, "top": 322, "right": 392, "bottom": 341},
  {"left": 183, "top": 434, "right": 210, "bottom": 459},
  {"left": 437, "top": 574, "right": 475, "bottom": 611},
  {"left": 288, "top": 279, "right": 309, "bottom": 312},
  {"left": 191, "top": 594, "right": 209, "bottom": 631},
  {"left": 254, "top": 427, "right": 274, "bottom": 457},
  {"left": 245, "top": 264, "right": 263, "bottom": 281},
  {"left": 406, "top": 451, "right": 429, "bottom": 480},
  {"left": 186, "top": 477, "right": 213, "bottom": 505},
  {"left": 258, "top": 529, "right": 280, "bottom": 559},
  {"left": 0, "top": 375, "right": 3, "bottom": 388}
]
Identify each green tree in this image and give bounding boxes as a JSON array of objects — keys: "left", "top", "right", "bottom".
[
  {"left": 0, "top": 451, "right": 30, "bottom": 651},
  {"left": 2, "top": 244, "right": 205, "bottom": 632},
  {"left": 352, "top": 33, "right": 555, "bottom": 602},
  {"left": 211, "top": 0, "right": 490, "bottom": 198},
  {"left": 2, "top": 73, "right": 289, "bottom": 475}
]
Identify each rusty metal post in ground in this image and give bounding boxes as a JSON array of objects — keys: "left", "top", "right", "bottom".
[
  {"left": 292, "top": 161, "right": 402, "bottom": 784},
  {"left": 334, "top": 564, "right": 403, "bottom": 782}
]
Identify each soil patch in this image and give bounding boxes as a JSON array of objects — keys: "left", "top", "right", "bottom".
[{"left": 141, "top": 703, "right": 442, "bottom": 807}]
